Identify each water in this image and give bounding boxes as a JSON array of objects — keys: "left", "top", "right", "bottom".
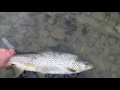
[{"left": 0, "top": 12, "right": 120, "bottom": 78}]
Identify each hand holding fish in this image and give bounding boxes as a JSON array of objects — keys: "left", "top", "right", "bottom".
[{"left": 0, "top": 48, "right": 15, "bottom": 69}]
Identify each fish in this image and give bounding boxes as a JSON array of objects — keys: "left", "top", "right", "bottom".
[{"left": 9, "top": 51, "right": 93, "bottom": 78}]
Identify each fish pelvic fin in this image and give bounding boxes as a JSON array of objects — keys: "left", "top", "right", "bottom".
[{"left": 12, "top": 65, "right": 24, "bottom": 78}]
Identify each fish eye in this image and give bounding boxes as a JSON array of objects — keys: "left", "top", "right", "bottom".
[{"left": 84, "top": 62, "right": 89, "bottom": 65}]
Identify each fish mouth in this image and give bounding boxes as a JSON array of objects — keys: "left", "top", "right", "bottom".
[
  {"left": 84, "top": 62, "right": 93, "bottom": 70},
  {"left": 85, "top": 64, "right": 93, "bottom": 70}
]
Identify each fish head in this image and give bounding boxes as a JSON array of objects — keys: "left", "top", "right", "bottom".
[
  {"left": 76, "top": 61, "right": 93, "bottom": 72},
  {"left": 67, "top": 61, "right": 93, "bottom": 73}
]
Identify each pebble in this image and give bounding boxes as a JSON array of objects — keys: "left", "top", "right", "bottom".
[
  {"left": 91, "top": 12, "right": 106, "bottom": 22},
  {"left": 76, "top": 15, "right": 93, "bottom": 25},
  {"left": 40, "top": 30, "right": 49, "bottom": 38},
  {"left": 115, "top": 24, "right": 120, "bottom": 34},
  {"left": 112, "top": 73, "right": 118, "bottom": 78},
  {"left": 107, "top": 56, "right": 115, "bottom": 62},
  {"left": 111, "top": 64, "right": 119, "bottom": 72},
  {"left": 116, "top": 54, "right": 120, "bottom": 60},
  {"left": 109, "top": 12, "right": 119, "bottom": 23},
  {"left": 108, "top": 37, "right": 117, "bottom": 45},
  {"left": 117, "top": 70, "right": 120, "bottom": 78},
  {"left": 50, "top": 28, "right": 66, "bottom": 40},
  {"left": 99, "top": 70, "right": 112, "bottom": 78},
  {"left": 46, "top": 37, "right": 58, "bottom": 47},
  {"left": 100, "top": 25, "right": 117, "bottom": 35}
]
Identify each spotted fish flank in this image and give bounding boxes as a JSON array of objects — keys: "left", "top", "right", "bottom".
[{"left": 9, "top": 51, "right": 93, "bottom": 77}]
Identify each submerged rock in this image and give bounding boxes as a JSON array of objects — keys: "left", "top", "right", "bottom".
[
  {"left": 50, "top": 28, "right": 66, "bottom": 40},
  {"left": 115, "top": 24, "right": 120, "bottom": 34},
  {"left": 91, "top": 12, "right": 106, "bottom": 22},
  {"left": 98, "top": 70, "right": 112, "bottom": 78},
  {"left": 111, "top": 64, "right": 119, "bottom": 72},
  {"left": 116, "top": 54, "right": 120, "bottom": 61},
  {"left": 108, "top": 36, "right": 117, "bottom": 45},
  {"left": 112, "top": 73, "right": 118, "bottom": 78}
]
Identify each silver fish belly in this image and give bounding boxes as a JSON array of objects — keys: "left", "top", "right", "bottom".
[{"left": 9, "top": 51, "right": 93, "bottom": 74}]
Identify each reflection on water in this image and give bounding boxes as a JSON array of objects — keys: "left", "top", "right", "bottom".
[{"left": 0, "top": 12, "right": 120, "bottom": 78}]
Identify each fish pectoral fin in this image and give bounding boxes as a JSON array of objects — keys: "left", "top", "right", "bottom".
[
  {"left": 36, "top": 72, "right": 45, "bottom": 78},
  {"left": 12, "top": 65, "right": 24, "bottom": 78},
  {"left": 67, "top": 67, "right": 76, "bottom": 72}
]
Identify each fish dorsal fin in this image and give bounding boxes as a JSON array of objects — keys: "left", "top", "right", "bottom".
[
  {"left": 15, "top": 50, "right": 38, "bottom": 54},
  {"left": 12, "top": 65, "right": 24, "bottom": 78},
  {"left": 36, "top": 72, "right": 45, "bottom": 78}
]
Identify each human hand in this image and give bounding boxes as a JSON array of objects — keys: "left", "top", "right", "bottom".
[{"left": 0, "top": 48, "right": 15, "bottom": 69}]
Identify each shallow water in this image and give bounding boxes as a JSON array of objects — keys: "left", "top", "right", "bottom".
[{"left": 0, "top": 12, "right": 120, "bottom": 78}]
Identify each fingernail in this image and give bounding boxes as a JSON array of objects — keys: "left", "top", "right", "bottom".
[{"left": 9, "top": 49, "right": 15, "bottom": 55}]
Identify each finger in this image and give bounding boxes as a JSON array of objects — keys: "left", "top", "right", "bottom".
[
  {"left": 3, "top": 51, "right": 13, "bottom": 65},
  {"left": 5, "top": 49, "right": 15, "bottom": 60},
  {"left": 0, "top": 63, "right": 11, "bottom": 69}
]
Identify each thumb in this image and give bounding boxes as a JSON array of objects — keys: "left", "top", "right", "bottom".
[
  {"left": 5, "top": 63, "right": 11, "bottom": 68},
  {"left": 9, "top": 49, "right": 15, "bottom": 56}
]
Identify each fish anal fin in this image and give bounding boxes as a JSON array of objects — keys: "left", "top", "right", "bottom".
[{"left": 36, "top": 72, "right": 45, "bottom": 78}]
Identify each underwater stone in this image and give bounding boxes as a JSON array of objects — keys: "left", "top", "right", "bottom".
[
  {"left": 91, "top": 12, "right": 106, "bottom": 22},
  {"left": 0, "top": 25, "right": 11, "bottom": 31},
  {"left": 110, "top": 12, "right": 119, "bottom": 18},
  {"left": 106, "top": 20, "right": 116, "bottom": 27},
  {"left": 50, "top": 28, "right": 66, "bottom": 40},
  {"left": 107, "top": 56, "right": 115, "bottom": 62},
  {"left": 108, "top": 37, "right": 117, "bottom": 45},
  {"left": 99, "top": 70, "right": 112, "bottom": 78},
  {"left": 90, "top": 71, "right": 100, "bottom": 78},
  {"left": 76, "top": 15, "right": 93, "bottom": 25},
  {"left": 116, "top": 60, "right": 120, "bottom": 64},
  {"left": 62, "top": 19, "right": 77, "bottom": 32},
  {"left": 98, "top": 45, "right": 110, "bottom": 59},
  {"left": 100, "top": 25, "right": 117, "bottom": 36},
  {"left": 112, "top": 73, "right": 118, "bottom": 78},
  {"left": 9, "top": 15, "right": 19, "bottom": 23},
  {"left": 116, "top": 55, "right": 120, "bottom": 61},
  {"left": 46, "top": 37, "right": 58, "bottom": 47},
  {"left": 40, "top": 30, "right": 49, "bottom": 38},
  {"left": 111, "top": 64, "right": 119, "bottom": 72},
  {"left": 109, "top": 44, "right": 119, "bottom": 55},
  {"left": 117, "top": 70, "right": 120, "bottom": 78},
  {"left": 109, "top": 12, "right": 120, "bottom": 24},
  {"left": 47, "top": 17, "right": 56, "bottom": 25},
  {"left": 88, "top": 56, "right": 103, "bottom": 70},
  {"left": 115, "top": 24, "right": 120, "bottom": 34},
  {"left": 87, "top": 32, "right": 99, "bottom": 47}
]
